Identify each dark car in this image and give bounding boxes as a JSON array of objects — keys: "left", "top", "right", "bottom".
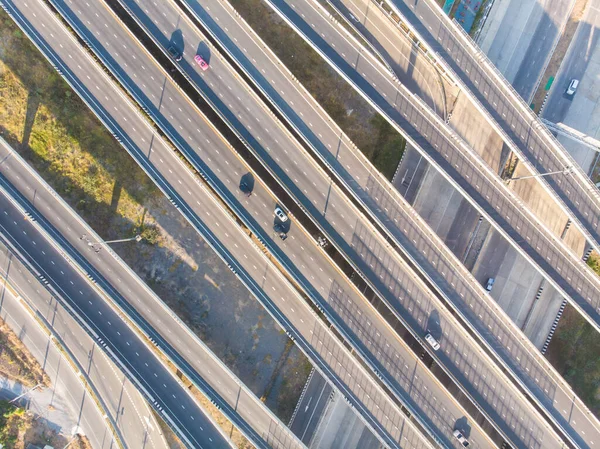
[{"left": 167, "top": 45, "right": 182, "bottom": 61}]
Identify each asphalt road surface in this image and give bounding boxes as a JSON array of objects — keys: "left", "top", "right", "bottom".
[
  {"left": 543, "top": 0, "right": 600, "bottom": 125},
  {"left": 0, "top": 186, "right": 232, "bottom": 448},
  {"left": 0, "top": 246, "right": 169, "bottom": 449},
  {"left": 290, "top": 371, "right": 333, "bottom": 444},
  {"left": 53, "top": 0, "right": 519, "bottom": 447},
  {"left": 169, "top": 2, "right": 600, "bottom": 447},
  {"left": 0, "top": 276, "right": 118, "bottom": 449},
  {"left": 510, "top": 0, "right": 575, "bottom": 100},
  {"left": 0, "top": 137, "right": 302, "bottom": 449},
  {"left": 235, "top": 0, "right": 600, "bottom": 445},
  {"left": 2, "top": 2, "right": 433, "bottom": 447},
  {"left": 79, "top": 0, "right": 572, "bottom": 447},
  {"left": 62, "top": 0, "right": 599, "bottom": 447}
]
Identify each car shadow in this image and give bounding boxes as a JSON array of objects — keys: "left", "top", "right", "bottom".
[
  {"left": 426, "top": 309, "right": 441, "bottom": 340},
  {"left": 169, "top": 29, "right": 184, "bottom": 53},
  {"left": 196, "top": 41, "right": 211, "bottom": 63}
]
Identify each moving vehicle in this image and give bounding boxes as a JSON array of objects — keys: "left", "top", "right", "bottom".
[
  {"left": 194, "top": 54, "right": 210, "bottom": 71},
  {"left": 485, "top": 278, "right": 495, "bottom": 292},
  {"left": 167, "top": 45, "right": 182, "bottom": 61},
  {"left": 566, "top": 79, "right": 579, "bottom": 95},
  {"left": 453, "top": 429, "right": 470, "bottom": 447},
  {"left": 274, "top": 206, "right": 288, "bottom": 222},
  {"left": 424, "top": 332, "right": 440, "bottom": 351}
]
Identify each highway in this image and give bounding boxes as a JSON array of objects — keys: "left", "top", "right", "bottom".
[
  {"left": 68, "top": 0, "right": 573, "bottom": 446},
  {"left": 0, "top": 183, "right": 232, "bottom": 448},
  {"left": 384, "top": 0, "right": 600, "bottom": 263},
  {"left": 0, "top": 241, "right": 168, "bottom": 449},
  {"left": 154, "top": 0, "right": 600, "bottom": 446},
  {"left": 0, "top": 135, "right": 303, "bottom": 449},
  {"left": 502, "top": 0, "right": 574, "bottom": 101},
  {"left": 0, "top": 267, "right": 120, "bottom": 449},
  {"left": 258, "top": 0, "right": 600, "bottom": 339},
  {"left": 43, "top": 0, "right": 497, "bottom": 446},
  {"left": 2, "top": 1, "right": 436, "bottom": 447}
]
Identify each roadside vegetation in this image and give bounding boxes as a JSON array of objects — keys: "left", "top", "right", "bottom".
[
  {"left": 545, "top": 252, "right": 600, "bottom": 416},
  {"left": 230, "top": 0, "right": 406, "bottom": 179},
  {"left": 546, "top": 303, "right": 600, "bottom": 416},
  {"left": 0, "top": 8, "right": 310, "bottom": 430},
  {"left": 0, "top": 319, "right": 49, "bottom": 388},
  {"left": 0, "top": 399, "right": 92, "bottom": 449},
  {"left": 0, "top": 12, "right": 160, "bottom": 242}
]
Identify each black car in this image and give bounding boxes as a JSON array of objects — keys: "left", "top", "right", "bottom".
[{"left": 167, "top": 45, "right": 182, "bottom": 61}]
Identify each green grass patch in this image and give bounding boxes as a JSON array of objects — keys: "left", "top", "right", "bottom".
[{"left": 549, "top": 305, "right": 600, "bottom": 415}]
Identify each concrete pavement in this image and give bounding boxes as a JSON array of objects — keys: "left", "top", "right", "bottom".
[
  {"left": 61, "top": 0, "right": 508, "bottom": 446},
  {"left": 479, "top": 0, "right": 576, "bottom": 100},
  {"left": 542, "top": 0, "right": 600, "bottom": 174},
  {"left": 233, "top": 0, "right": 599, "bottom": 445}
]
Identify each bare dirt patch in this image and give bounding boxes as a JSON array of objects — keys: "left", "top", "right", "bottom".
[{"left": 0, "top": 399, "right": 91, "bottom": 449}]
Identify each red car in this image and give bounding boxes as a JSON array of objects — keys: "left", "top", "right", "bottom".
[{"left": 194, "top": 54, "right": 209, "bottom": 71}]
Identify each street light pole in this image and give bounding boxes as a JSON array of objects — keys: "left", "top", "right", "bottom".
[
  {"left": 9, "top": 382, "right": 42, "bottom": 404},
  {"left": 80, "top": 234, "right": 142, "bottom": 252},
  {"left": 508, "top": 166, "right": 573, "bottom": 182}
]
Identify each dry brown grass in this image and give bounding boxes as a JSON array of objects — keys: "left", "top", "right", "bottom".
[
  {"left": 0, "top": 10, "right": 161, "bottom": 241},
  {"left": 0, "top": 319, "right": 49, "bottom": 388}
]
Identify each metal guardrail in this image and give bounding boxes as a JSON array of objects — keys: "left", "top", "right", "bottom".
[
  {"left": 0, "top": 134, "right": 303, "bottom": 449},
  {"left": 254, "top": 0, "right": 597, "bottom": 447},
  {"left": 387, "top": 0, "right": 600, "bottom": 256},
  {"left": 97, "top": 0, "right": 446, "bottom": 446},
  {"left": 0, "top": 3, "right": 296, "bottom": 448},
  {"left": 14, "top": 2, "right": 424, "bottom": 448},
  {"left": 0, "top": 264, "right": 126, "bottom": 449}
]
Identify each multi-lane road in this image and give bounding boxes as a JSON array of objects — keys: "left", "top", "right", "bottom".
[
  {"left": 385, "top": 0, "right": 600, "bottom": 259},
  {"left": 2, "top": 1, "right": 438, "bottom": 447},
  {"left": 0, "top": 181, "right": 232, "bottom": 448},
  {"left": 5, "top": 0, "right": 600, "bottom": 447},
  {"left": 74, "top": 0, "right": 589, "bottom": 447},
  {"left": 0, "top": 237, "right": 168, "bottom": 449},
  {"left": 0, "top": 131, "right": 303, "bottom": 449},
  {"left": 190, "top": 0, "right": 600, "bottom": 445},
  {"left": 45, "top": 0, "right": 503, "bottom": 446}
]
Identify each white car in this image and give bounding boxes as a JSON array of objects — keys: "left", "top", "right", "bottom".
[
  {"left": 274, "top": 206, "right": 288, "bottom": 222},
  {"left": 453, "top": 429, "right": 470, "bottom": 447},
  {"left": 424, "top": 332, "right": 440, "bottom": 351},
  {"left": 566, "top": 79, "right": 579, "bottom": 95}
]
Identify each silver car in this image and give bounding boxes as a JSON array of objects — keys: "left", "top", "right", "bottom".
[{"left": 274, "top": 206, "right": 288, "bottom": 222}]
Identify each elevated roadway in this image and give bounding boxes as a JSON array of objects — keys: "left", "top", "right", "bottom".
[
  {"left": 0, "top": 177, "right": 232, "bottom": 448},
  {"left": 0, "top": 239, "right": 168, "bottom": 449},
  {"left": 384, "top": 0, "right": 600, "bottom": 256},
  {"left": 3, "top": 1, "right": 435, "bottom": 447},
  {"left": 162, "top": 0, "right": 600, "bottom": 447},
  {"left": 63, "top": 0, "right": 582, "bottom": 447},
  {"left": 47, "top": 0, "right": 498, "bottom": 446}
]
